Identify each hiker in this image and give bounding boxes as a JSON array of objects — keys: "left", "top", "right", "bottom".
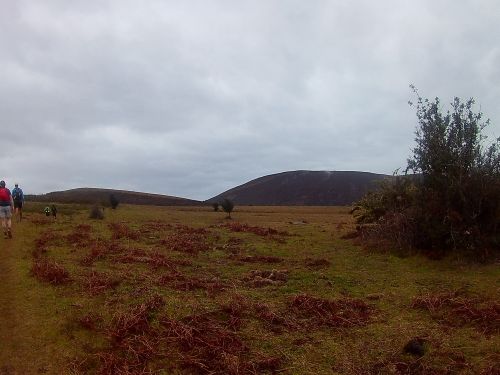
[
  {"left": 0, "top": 180, "right": 14, "bottom": 239},
  {"left": 51, "top": 204, "right": 57, "bottom": 219},
  {"left": 44, "top": 206, "right": 51, "bottom": 217},
  {"left": 12, "top": 183, "right": 24, "bottom": 222}
]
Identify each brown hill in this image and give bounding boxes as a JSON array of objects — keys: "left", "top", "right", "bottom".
[
  {"left": 27, "top": 188, "right": 201, "bottom": 206},
  {"left": 207, "top": 170, "right": 389, "bottom": 206}
]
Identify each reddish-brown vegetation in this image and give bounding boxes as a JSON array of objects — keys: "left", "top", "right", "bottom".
[
  {"left": 160, "top": 309, "right": 283, "bottom": 374},
  {"left": 114, "top": 248, "right": 191, "bottom": 271},
  {"left": 238, "top": 255, "right": 283, "bottom": 264},
  {"left": 90, "top": 296, "right": 163, "bottom": 374},
  {"left": 107, "top": 295, "right": 164, "bottom": 344},
  {"left": 157, "top": 272, "right": 226, "bottom": 295},
  {"left": 139, "top": 220, "right": 173, "bottom": 234},
  {"left": 109, "top": 223, "right": 141, "bottom": 241},
  {"left": 289, "top": 294, "right": 373, "bottom": 328},
  {"left": 31, "top": 258, "right": 70, "bottom": 284},
  {"left": 28, "top": 217, "right": 53, "bottom": 225},
  {"left": 160, "top": 231, "right": 211, "bottom": 255},
  {"left": 66, "top": 224, "right": 92, "bottom": 246},
  {"left": 253, "top": 302, "right": 297, "bottom": 331},
  {"left": 78, "top": 312, "right": 103, "bottom": 331},
  {"left": 222, "top": 222, "right": 290, "bottom": 238},
  {"left": 304, "top": 257, "right": 331, "bottom": 268},
  {"left": 82, "top": 270, "right": 120, "bottom": 295},
  {"left": 33, "top": 230, "right": 60, "bottom": 257},
  {"left": 80, "top": 240, "right": 124, "bottom": 266},
  {"left": 412, "top": 290, "right": 500, "bottom": 334}
]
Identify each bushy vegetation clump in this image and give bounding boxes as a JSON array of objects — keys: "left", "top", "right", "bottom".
[
  {"left": 89, "top": 205, "right": 105, "bottom": 220},
  {"left": 109, "top": 194, "right": 119, "bottom": 209},
  {"left": 220, "top": 198, "right": 235, "bottom": 219},
  {"left": 355, "top": 88, "right": 499, "bottom": 259}
]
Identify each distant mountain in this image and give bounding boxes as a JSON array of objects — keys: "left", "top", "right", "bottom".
[
  {"left": 207, "top": 170, "right": 389, "bottom": 206},
  {"left": 27, "top": 188, "right": 201, "bottom": 206}
]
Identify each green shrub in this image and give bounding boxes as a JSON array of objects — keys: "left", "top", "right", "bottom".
[
  {"left": 220, "top": 198, "right": 234, "bottom": 219},
  {"left": 355, "top": 88, "right": 499, "bottom": 259},
  {"left": 89, "top": 205, "right": 104, "bottom": 220}
]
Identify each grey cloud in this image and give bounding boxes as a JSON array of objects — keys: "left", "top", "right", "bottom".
[{"left": 1, "top": 0, "right": 499, "bottom": 200}]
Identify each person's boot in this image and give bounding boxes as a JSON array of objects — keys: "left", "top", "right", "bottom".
[
  {"left": 7, "top": 229, "right": 12, "bottom": 239},
  {"left": 3, "top": 231, "right": 7, "bottom": 239}
]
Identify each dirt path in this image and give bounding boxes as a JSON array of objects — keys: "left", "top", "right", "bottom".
[
  {"left": 0, "top": 227, "right": 68, "bottom": 374},
  {"left": 0, "top": 236, "right": 24, "bottom": 374}
]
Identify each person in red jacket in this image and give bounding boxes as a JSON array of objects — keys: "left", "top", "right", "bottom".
[{"left": 0, "top": 180, "right": 14, "bottom": 239}]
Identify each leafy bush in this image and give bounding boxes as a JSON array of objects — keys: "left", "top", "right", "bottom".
[
  {"left": 355, "top": 88, "right": 499, "bottom": 259},
  {"left": 109, "top": 194, "right": 119, "bottom": 209},
  {"left": 220, "top": 198, "right": 234, "bottom": 219},
  {"left": 89, "top": 205, "right": 104, "bottom": 220}
]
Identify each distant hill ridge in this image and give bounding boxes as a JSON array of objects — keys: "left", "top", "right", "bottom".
[
  {"left": 28, "top": 187, "right": 201, "bottom": 206},
  {"left": 28, "top": 171, "right": 390, "bottom": 206},
  {"left": 207, "top": 170, "right": 389, "bottom": 206}
]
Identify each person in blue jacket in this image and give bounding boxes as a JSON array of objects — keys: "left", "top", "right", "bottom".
[{"left": 11, "top": 183, "right": 25, "bottom": 222}]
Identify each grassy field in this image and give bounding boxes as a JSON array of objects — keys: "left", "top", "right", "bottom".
[{"left": 0, "top": 203, "right": 498, "bottom": 374}]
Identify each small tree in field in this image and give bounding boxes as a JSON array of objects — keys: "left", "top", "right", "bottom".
[
  {"left": 110, "top": 194, "right": 119, "bottom": 209},
  {"left": 211, "top": 202, "right": 219, "bottom": 212},
  {"left": 89, "top": 205, "right": 104, "bottom": 220},
  {"left": 220, "top": 198, "right": 234, "bottom": 219}
]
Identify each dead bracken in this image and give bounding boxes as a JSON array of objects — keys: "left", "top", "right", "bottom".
[
  {"left": 65, "top": 224, "right": 92, "bottom": 246},
  {"left": 78, "top": 312, "right": 103, "bottom": 331},
  {"left": 304, "top": 257, "right": 331, "bottom": 268},
  {"left": 80, "top": 240, "right": 124, "bottom": 266},
  {"left": 33, "top": 230, "right": 60, "bottom": 257},
  {"left": 81, "top": 270, "right": 120, "bottom": 295},
  {"left": 289, "top": 294, "right": 373, "bottom": 328},
  {"left": 159, "top": 226, "right": 212, "bottom": 255},
  {"left": 108, "top": 222, "right": 141, "bottom": 241},
  {"left": 157, "top": 272, "right": 226, "bottom": 295},
  {"left": 238, "top": 255, "right": 283, "bottom": 263},
  {"left": 223, "top": 222, "right": 290, "bottom": 238},
  {"left": 160, "top": 309, "right": 283, "bottom": 374},
  {"left": 31, "top": 258, "right": 70, "bottom": 284},
  {"left": 411, "top": 290, "right": 500, "bottom": 334}
]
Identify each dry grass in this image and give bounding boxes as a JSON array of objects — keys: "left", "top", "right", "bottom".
[
  {"left": 289, "top": 294, "right": 373, "bottom": 328},
  {"left": 81, "top": 270, "right": 120, "bottom": 296},
  {"left": 221, "top": 222, "right": 290, "bottom": 239},
  {"left": 412, "top": 290, "right": 500, "bottom": 335},
  {"left": 5, "top": 205, "right": 497, "bottom": 374},
  {"left": 237, "top": 255, "right": 283, "bottom": 263},
  {"left": 109, "top": 223, "right": 141, "bottom": 241}
]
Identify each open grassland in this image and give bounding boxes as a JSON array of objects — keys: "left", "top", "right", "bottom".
[{"left": 0, "top": 204, "right": 498, "bottom": 374}]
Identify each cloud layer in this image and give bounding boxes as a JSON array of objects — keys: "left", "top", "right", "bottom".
[{"left": 1, "top": 0, "right": 499, "bottom": 199}]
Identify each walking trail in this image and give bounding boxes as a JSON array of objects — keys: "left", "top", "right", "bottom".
[{"left": 0, "top": 226, "right": 68, "bottom": 374}]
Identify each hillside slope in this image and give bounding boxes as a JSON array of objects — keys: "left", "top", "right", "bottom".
[
  {"left": 207, "top": 170, "right": 389, "bottom": 206},
  {"left": 28, "top": 188, "right": 201, "bottom": 206}
]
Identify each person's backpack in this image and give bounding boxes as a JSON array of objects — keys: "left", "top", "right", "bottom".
[
  {"left": 13, "top": 188, "right": 22, "bottom": 201},
  {"left": 0, "top": 188, "right": 10, "bottom": 202}
]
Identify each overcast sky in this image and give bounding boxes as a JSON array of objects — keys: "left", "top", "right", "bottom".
[{"left": 1, "top": 0, "right": 499, "bottom": 200}]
